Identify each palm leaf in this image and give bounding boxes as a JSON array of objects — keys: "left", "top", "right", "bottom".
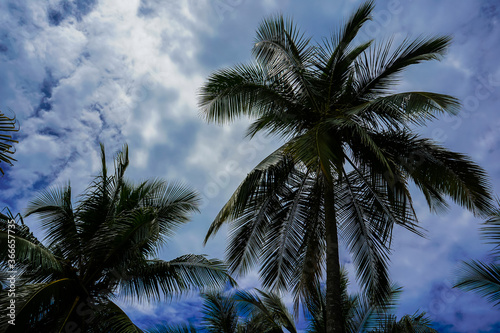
[
  {"left": 253, "top": 14, "right": 316, "bottom": 106},
  {"left": 199, "top": 63, "right": 296, "bottom": 126},
  {"left": 355, "top": 36, "right": 452, "bottom": 97},
  {"left": 25, "top": 184, "right": 79, "bottom": 260},
  {"left": 0, "top": 278, "right": 78, "bottom": 332},
  {"left": 345, "top": 91, "right": 460, "bottom": 129},
  {"left": 0, "top": 231, "right": 63, "bottom": 273},
  {"left": 94, "top": 300, "right": 144, "bottom": 333},
  {"left": 482, "top": 206, "right": 500, "bottom": 258},
  {"left": 117, "top": 256, "right": 233, "bottom": 301},
  {"left": 201, "top": 292, "right": 240, "bottom": 333},
  {"left": 455, "top": 260, "right": 500, "bottom": 306},
  {"left": 243, "top": 289, "right": 297, "bottom": 333},
  {"left": 373, "top": 130, "right": 493, "bottom": 216}
]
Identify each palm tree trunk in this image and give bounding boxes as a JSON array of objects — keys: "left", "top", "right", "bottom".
[{"left": 324, "top": 180, "right": 345, "bottom": 333}]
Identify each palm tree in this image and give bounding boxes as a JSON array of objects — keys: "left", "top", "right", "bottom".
[
  {"left": 148, "top": 289, "right": 296, "bottom": 333},
  {"left": 198, "top": 1, "right": 493, "bottom": 332},
  {"left": 0, "top": 144, "right": 232, "bottom": 332},
  {"left": 455, "top": 204, "right": 500, "bottom": 306},
  {"left": 232, "top": 289, "right": 297, "bottom": 332},
  {"left": 304, "top": 270, "right": 437, "bottom": 333},
  {"left": 149, "top": 271, "right": 436, "bottom": 333},
  {"left": 200, "top": 292, "right": 242, "bottom": 333},
  {"left": 369, "top": 313, "right": 437, "bottom": 333},
  {"left": 0, "top": 109, "right": 19, "bottom": 175}
]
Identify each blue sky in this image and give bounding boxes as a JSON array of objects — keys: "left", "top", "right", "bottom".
[{"left": 1, "top": 0, "right": 499, "bottom": 331}]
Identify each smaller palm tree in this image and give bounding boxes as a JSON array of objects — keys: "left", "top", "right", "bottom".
[
  {"left": 149, "top": 271, "right": 436, "bottom": 333},
  {"left": 0, "top": 144, "right": 232, "bottom": 332},
  {"left": 148, "top": 290, "right": 296, "bottom": 333},
  {"left": 200, "top": 292, "right": 242, "bottom": 333},
  {"left": 232, "top": 289, "right": 297, "bottom": 332},
  {"left": 304, "top": 271, "right": 437, "bottom": 333},
  {"left": 369, "top": 312, "right": 437, "bottom": 333},
  {"left": 455, "top": 204, "right": 500, "bottom": 306}
]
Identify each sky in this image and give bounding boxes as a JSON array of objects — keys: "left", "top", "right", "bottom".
[{"left": 0, "top": 0, "right": 499, "bottom": 331}]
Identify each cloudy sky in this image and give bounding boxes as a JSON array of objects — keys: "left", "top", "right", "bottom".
[{"left": 1, "top": 0, "right": 499, "bottom": 331}]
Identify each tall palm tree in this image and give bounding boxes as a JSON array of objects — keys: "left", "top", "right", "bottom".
[
  {"left": 455, "top": 204, "right": 500, "bottom": 306},
  {"left": 198, "top": 1, "right": 493, "bottom": 332},
  {"left": 0, "top": 144, "right": 232, "bottom": 332},
  {"left": 0, "top": 109, "right": 19, "bottom": 175}
]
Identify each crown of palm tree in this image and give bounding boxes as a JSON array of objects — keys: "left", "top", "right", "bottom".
[{"left": 198, "top": 1, "right": 493, "bottom": 331}]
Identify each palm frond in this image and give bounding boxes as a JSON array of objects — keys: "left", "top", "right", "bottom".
[
  {"left": 304, "top": 282, "right": 327, "bottom": 333},
  {"left": 337, "top": 171, "right": 392, "bottom": 305},
  {"left": 207, "top": 151, "right": 296, "bottom": 275},
  {"left": 349, "top": 284, "right": 402, "bottom": 332},
  {"left": 94, "top": 300, "right": 144, "bottom": 333},
  {"left": 205, "top": 146, "right": 289, "bottom": 242},
  {"left": 24, "top": 184, "right": 79, "bottom": 261},
  {"left": 373, "top": 130, "right": 493, "bottom": 216},
  {"left": 333, "top": 0, "right": 374, "bottom": 54},
  {"left": 201, "top": 292, "right": 240, "bottom": 333},
  {"left": 235, "top": 289, "right": 296, "bottom": 333},
  {"left": 290, "top": 174, "right": 325, "bottom": 312},
  {"left": 455, "top": 260, "right": 500, "bottom": 306},
  {"left": 199, "top": 63, "right": 296, "bottom": 125},
  {"left": 355, "top": 36, "right": 452, "bottom": 97},
  {"left": 118, "top": 256, "right": 232, "bottom": 302},
  {"left": 259, "top": 169, "right": 313, "bottom": 292},
  {"left": 482, "top": 205, "right": 500, "bottom": 258},
  {"left": 0, "top": 231, "right": 63, "bottom": 273},
  {"left": 345, "top": 91, "right": 460, "bottom": 129},
  {"left": 0, "top": 278, "right": 78, "bottom": 332},
  {"left": 316, "top": 1, "right": 374, "bottom": 98},
  {"left": 370, "top": 311, "right": 437, "bottom": 333},
  {"left": 253, "top": 14, "right": 316, "bottom": 106}
]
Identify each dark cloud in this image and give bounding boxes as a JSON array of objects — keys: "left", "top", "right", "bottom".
[
  {"left": 48, "top": 9, "right": 65, "bottom": 26},
  {"left": 75, "top": 0, "right": 98, "bottom": 18},
  {"left": 48, "top": 0, "right": 98, "bottom": 26},
  {"left": 35, "top": 70, "right": 58, "bottom": 115}
]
